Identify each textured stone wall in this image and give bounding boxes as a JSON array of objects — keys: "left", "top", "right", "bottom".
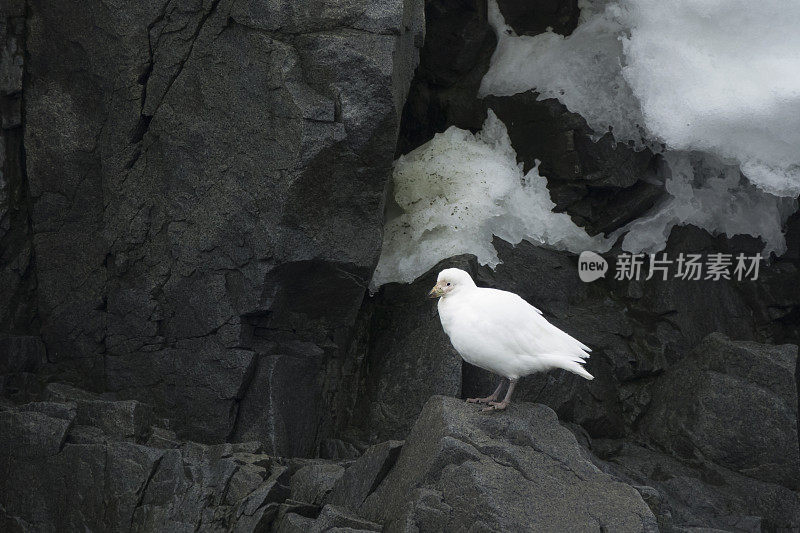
[
  {"left": 1, "top": 1, "right": 799, "bottom": 530},
  {"left": 0, "top": 0, "right": 36, "bottom": 334},
  {"left": 19, "top": 0, "right": 424, "bottom": 451}
]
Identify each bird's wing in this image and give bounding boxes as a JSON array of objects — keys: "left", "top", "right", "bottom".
[{"left": 469, "top": 288, "right": 591, "bottom": 359}]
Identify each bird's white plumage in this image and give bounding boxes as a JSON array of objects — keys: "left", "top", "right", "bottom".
[{"left": 435, "top": 268, "right": 593, "bottom": 380}]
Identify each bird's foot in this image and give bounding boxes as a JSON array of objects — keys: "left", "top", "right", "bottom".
[
  {"left": 466, "top": 395, "right": 497, "bottom": 405},
  {"left": 482, "top": 401, "right": 509, "bottom": 412}
]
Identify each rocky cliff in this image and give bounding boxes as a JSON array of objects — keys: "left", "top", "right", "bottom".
[
  {"left": 1, "top": 0, "right": 799, "bottom": 531},
  {"left": 3, "top": 0, "right": 425, "bottom": 453}
]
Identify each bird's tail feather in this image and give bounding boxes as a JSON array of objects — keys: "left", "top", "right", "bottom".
[
  {"left": 565, "top": 362, "right": 594, "bottom": 380},
  {"left": 540, "top": 354, "right": 594, "bottom": 380}
]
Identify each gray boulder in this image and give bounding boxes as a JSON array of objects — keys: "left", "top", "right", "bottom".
[
  {"left": 643, "top": 333, "right": 800, "bottom": 489},
  {"left": 362, "top": 395, "right": 658, "bottom": 532}
]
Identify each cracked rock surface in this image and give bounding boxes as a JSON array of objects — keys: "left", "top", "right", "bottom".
[
  {"left": 1, "top": 385, "right": 662, "bottom": 532},
  {"left": 2, "top": 0, "right": 800, "bottom": 531},
  {"left": 0, "top": 380, "right": 395, "bottom": 532},
  {"left": 362, "top": 396, "right": 658, "bottom": 532},
  {"left": 18, "top": 0, "right": 424, "bottom": 451}
]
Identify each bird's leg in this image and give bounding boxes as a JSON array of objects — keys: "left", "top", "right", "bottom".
[
  {"left": 484, "top": 378, "right": 518, "bottom": 411},
  {"left": 466, "top": 378, "right": 505, "bottom": 404}
]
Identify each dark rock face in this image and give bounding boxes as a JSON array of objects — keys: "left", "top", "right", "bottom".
[
  {"left": 46, "top": 382, "right": 157, "bottom": 442},
  {"left": 0, "top": 391, "right": 293, "bottom": 531},
  {"left": 328, "top": 439, "right": 404, "bottom": 511},
  {"left": 2, "top": 384, "right": 668, "bottom": 532},
  {"left": 395, "top": 0, "right": 496, "bottom": 156},
  {"left": 0, "top": 1, "right": 37, "bottom": 334},
  {"left": 348, "top": 257, "right": 470, "bottom": 442},
  {"left": 2, "top": 0, "right": 800, "bottom": 530},
  {"left": 590, "top": 438, "right": 800, "bottom": 531},
  {"left": 362, "top": 396, "right": 658, "bottom": 531},
  {"left": 643, "top": 333, "right": 799, "bottom": 489},
  {"left": 18, "top": 0, "right": 424, "bottom": 450},
  {"left": 496, "top": 0, "right": 580, "bottom": 36},
  {"left": 0, "top": 335, "right": 46, "bottom": 402},
  {"left": 484, "top": 95, "right": 665, "bottom": 236},
  {"left": 0, "top": 381, "right": 391, "bottom": 532}
]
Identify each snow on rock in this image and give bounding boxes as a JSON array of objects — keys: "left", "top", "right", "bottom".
[
  {"left": 621, "top": 0, "right": 800, "bottom": 197},
  {"left": 480, "top": 0, "right": 646, "bottom": 147},
  {"left": 480, "top": 0, "right": 800, "bottom": 255},
  {"left": 370, "top": 111, "right": 609, "bottom": 290},
  {"left": 612, "top": 152, "right": 796, "bottom": 255}
]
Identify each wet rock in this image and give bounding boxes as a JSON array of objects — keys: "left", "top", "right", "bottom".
[
  {"left": 643, "top": 333, "right": 800, "bottom": 489},
  {"left": 362, "top": 395, "right": 658, "bottom": 531}
]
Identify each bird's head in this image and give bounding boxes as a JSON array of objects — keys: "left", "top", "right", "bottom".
[{"left": 427, "top": 268, "right": 476, "bottom": 299}]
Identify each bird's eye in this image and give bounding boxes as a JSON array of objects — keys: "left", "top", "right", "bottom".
[{"left": 446, "top": 282, "right": 451, "bottom": 286}]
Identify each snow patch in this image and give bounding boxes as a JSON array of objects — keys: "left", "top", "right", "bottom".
[
  {"left": 480, "top": 0, "right": 646, "bottom": 147},
  {"left": 612, "top": 152, "right": 796, "bottom": 255},
  {"left": 480, "top": 0, "right": 799, "bottom": 255},
  {"left": 621, "top": 0, "right": 800, "bottom": 197},
  {"left": 370, "top": 111, "right": 609, "bottom": 290}
]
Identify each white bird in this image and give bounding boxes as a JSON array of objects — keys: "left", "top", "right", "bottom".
[{"left": 428, "top": 268, "right": 593, "bottom": 411}]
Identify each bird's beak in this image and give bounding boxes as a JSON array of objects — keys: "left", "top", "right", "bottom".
[{"left": 428, "top": 285, "right": 443, "bottom": 299}]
